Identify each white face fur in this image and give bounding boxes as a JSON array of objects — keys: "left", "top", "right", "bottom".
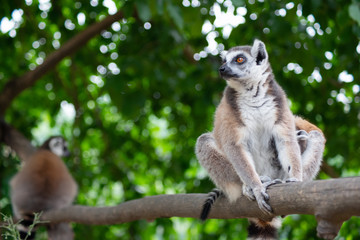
[
  {"left": 219, "top": 39, "right": 269, "bottom": 88},
  {"left": 48, "top": 137, "right": 70, "bottom": 157}
]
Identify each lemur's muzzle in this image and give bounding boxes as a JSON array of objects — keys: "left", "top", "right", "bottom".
[{"left": 219, "top": 65, "right": 235, "bottom": 79}]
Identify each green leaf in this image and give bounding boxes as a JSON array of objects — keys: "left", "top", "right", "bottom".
[
  {"left": 135, "top": 0, "right": 152, "bottom": 22},
  {"left": 166, "top": 3, "right": 184, "bottom": 30},
  {"left": 231, "top": 0, "right": 246, "bottom": 7},
  {"left": 349, "top": 1, "right": 360, "bottom": 26}
]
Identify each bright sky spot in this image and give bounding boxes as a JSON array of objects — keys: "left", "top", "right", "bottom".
[
  {"left": 306, "top": 26, "right": 316, "bottom": 37},
  {"left": 311, "top": 68, "right": 322, "bottom": 82},
  {"left": 144, "top": 22, "right": 151, "bottom": 30},
  {"left": 286, "top": 2, "right": 295, "bottom": 9},
  {"left": 353, "top": 85, "right": 360, "bottom": 94},
  {"left": 60, "top": 100, "right": 76, "bottom": 121},
  {"left": 64, "top": 19, "right": 75, "bottom": 30},
  {"left": 336, "top": 92, "right": 350, "bottom": 104},
  {"left": 100, "top": 45, "right": 108, "bottom": 54},
  {"left": 103, "top": 0, "right": 117, "bottom": 15},
  {"left": 0, "top": 18, "right": 15, "bottom": 33},
  {"left": 90, "top": 0, "right": 98, "bottom": 7},
  {"left": 39, "top": 0, "right": 52, "bottom": 12},
  {"left": 307, "top": 14, "right": 315, "bottom": 23},
  {"left": 201, "top": 20, "right": 213, "bottom": 34},
  {"left": 182, "top": 0, "right": 190, "bottom": 7},
  {"left": 90, "top": 75, "right": 104, "bottom": 87},
  {"left": 338, "top": 71, "right": 354, "bottom": 83},
  {"left": 202, "top": 2, "right": 246, "bottom": 54},
  {"left": 325, "top": 51, "right": 333, "bottom": 60},
  {"left": 111, "top": 22, "right": 121, "bottom": 31},
  {"left": 212, "top": 3, "right": 245, "bottom": 28},
  {"left": 77, "top": 12, "right": 86, "bottom": 26},
  {"left": 12, "top": 9, "right": 24, "bottom": 21},
  {"left": 108, "top": 62, "right": 120, "bottom": 75},
  {"left": 237, "top": 7, "right": 247, "bottom": 16}
]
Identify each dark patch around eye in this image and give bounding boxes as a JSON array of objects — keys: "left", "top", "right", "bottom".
[{"left": 234, "top": 54, "right": 246, "bottom": 64}]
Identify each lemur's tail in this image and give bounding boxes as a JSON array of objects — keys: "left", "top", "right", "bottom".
[
  {"left": 200, "top": 188, "right": 223, "bottom": 221},
  {"left": 247, "top": 217, "right": 282, "bottom": 240},
  {"left": 17, "top": 213, "right": 36, "bottom": 240}
]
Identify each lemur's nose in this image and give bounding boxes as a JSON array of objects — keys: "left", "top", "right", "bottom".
[{"left": 219, "top": 66, "right": 226, "bottom": 72}]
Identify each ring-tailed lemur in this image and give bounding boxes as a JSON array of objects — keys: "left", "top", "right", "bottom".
[
  {"left": 10, "top": 136, "right": 78, "bottom": 240},
  {"left": 195, "top": 39, "right": 325, "bottom": 239}
]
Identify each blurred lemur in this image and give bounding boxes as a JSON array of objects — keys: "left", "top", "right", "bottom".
[
  {"left": 195, "top": 40, "right": 325, "bottom": 239},
  {"left": 10, "top": 136, "right": 78, "bottom": 240}
]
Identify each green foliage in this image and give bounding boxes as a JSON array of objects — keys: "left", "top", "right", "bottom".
[
  {"left": 0, "top": 0, "right": 359, "bottom": 239},
  {"left": 1, "top": 212, "right": 45, "bottom": 240}
]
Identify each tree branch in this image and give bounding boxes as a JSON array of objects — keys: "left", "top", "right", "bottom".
[
  {"left": 0, "top": 11, "right": 124, "bottom": 116},
  {"left": 0, "top": 120, "right": 35, "bottom": 161},
  {"left": 40, "top": 177, "right": 360, "bottom": 239}
]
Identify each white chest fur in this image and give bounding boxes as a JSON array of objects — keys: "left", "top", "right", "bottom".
[{"left": 237, "top": 95, "right": 285, "bottom": 179}]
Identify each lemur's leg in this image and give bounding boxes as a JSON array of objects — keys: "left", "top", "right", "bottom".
[
  {"left": 196, "top": 132, "right": 274, "bottom": 214},
  {"left": 195, "top": 132, "right": 242, "bottom": 203},
  {"left": 296, "top": 130, "right": 325, "bottom": 180}
]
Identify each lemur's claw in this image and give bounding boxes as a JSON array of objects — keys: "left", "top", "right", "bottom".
[{"left": 285, "top": 177, "right": 300, "bottom": 183}]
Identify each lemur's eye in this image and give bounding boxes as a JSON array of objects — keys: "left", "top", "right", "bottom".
[{"left": 236, "top": 57, "right": 245, "bottom": 63}]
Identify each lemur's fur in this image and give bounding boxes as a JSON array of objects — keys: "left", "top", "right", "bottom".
[
  {"left": 195, "top": 40, "right": 325, "bottom": 239},
  {"left": 10, "top": 136, "right": 77, "bottom": 240}
]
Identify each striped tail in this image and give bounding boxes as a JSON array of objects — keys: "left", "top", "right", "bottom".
[
  {"left": 247, "top": 218, "right": 281, "bottom": 240},
  {"left": 200, "top": 188, "right": 223, "bottom": 221},
  {"left": 17, "top": 214, "right": 36, "bottom": 240}
]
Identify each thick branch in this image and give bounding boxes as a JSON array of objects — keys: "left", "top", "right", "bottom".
[
  {"left": 41, "top": 177, "right": 360, "bottom": 239},
  {"left": 0, "top": 120, "right": 35, "bottom": 161},
  {"left": 0, "top": 11, "right": 124, "bottom": 116}
]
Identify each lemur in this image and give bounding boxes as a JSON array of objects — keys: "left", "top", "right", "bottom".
[
  {"left": 10, "top": 136, "right": 78, "bottom": 240},
  {"left": 195, "top": 40, "right": 325, "bottom": 239}
]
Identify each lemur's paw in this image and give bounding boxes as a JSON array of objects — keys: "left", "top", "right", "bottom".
[
  {"left": 242, "top": 184, "right": 255, "bottom": 201},
  {"left": 308, "top": 130, "right": 325, "bottom": 143},
  {"left": 259, "top": 175, "right": 283, "bottom": 187},
  {"left": 296, "top": 130, "right": 309, "bottom": 140},
  {"left": 259, "top": 175, "right": 271, "bottom": 183},
  {"left": 252, "top": 185, "right": 272, "bottom": 214},
  {"left": 263, "top": 178, "right": 283, "bottom": 188},
  {"left": 285, "top": 177, "right": 300, "bottom": 183}
]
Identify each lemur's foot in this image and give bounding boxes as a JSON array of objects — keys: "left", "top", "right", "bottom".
[
  {"left": 285, "top": 177, "right": 300, "bottom": 183},
  {"left": 308, "top": 130, "right": 325, "bottom": 143},
  {"left": 252, "top": 185, "right": 272, "bottom": 214},
  {"left": 259, "top": 175, "right": 282, "bottom": 187},
  {"left": 243, "top": 184, "right": 255, "bottom": 201},
  {"left": 243, "top": 176, "right": 282, "bottom": 215}
]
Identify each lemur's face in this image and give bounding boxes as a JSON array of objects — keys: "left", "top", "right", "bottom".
[
  {"left": 49, "top": 137, "right": 70, "bottom": 157},
  {"left": 219, "top": 40, "right": 269, "bottom": 84}
]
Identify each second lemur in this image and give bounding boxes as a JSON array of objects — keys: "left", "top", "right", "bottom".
[
  {"left": 10, "top": 136, "right": 77, "bottom": 240},
  {"left": 195, "top": 40, "right": 325, "bottom": 239}
]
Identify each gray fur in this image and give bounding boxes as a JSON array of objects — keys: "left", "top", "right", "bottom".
[{"left": 196, "top": 39, "right": 325, "bottom": 238}]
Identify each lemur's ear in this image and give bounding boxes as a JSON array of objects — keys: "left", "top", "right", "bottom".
[
  {"left": 251, "top": 39, "right": 268, "bottom": 65},
  {"left": 220, "top": 50, "right": 228, "bottom": 61}
]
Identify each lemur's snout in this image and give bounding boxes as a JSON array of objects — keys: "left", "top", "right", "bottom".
[{"left": 219, "top": 65, "right": 233, "bottom": 79}]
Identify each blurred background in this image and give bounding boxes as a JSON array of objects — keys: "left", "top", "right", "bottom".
[{"left": 0, "top": 0, "right": 359, "bottom": 239}]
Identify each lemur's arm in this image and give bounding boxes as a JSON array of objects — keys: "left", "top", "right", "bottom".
[
  {"left": 273, "top": 120, "right": 303, "bottom": 181},
  {"left": 216, "top": 121, "right": 273, "bottom": 214}
]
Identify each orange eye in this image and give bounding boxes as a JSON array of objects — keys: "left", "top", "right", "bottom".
[{"left": 236, "top": 57, "right": 245, "bottom": 63}]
